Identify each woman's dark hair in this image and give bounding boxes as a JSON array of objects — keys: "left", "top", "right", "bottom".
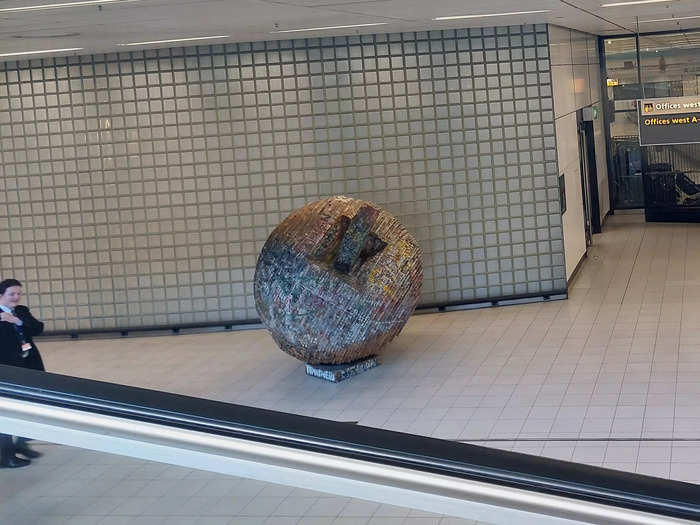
[{"left": 0, "top": 279, "right": 22, "bottom": 296}]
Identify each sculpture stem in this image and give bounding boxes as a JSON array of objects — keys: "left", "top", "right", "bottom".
[{"left": 333, "top": 205, "right": 380, "bottom": 274}]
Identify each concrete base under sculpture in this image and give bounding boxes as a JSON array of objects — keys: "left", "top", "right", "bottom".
[{"left": 305, "top": 356, "right": 378, "bottom": 382}]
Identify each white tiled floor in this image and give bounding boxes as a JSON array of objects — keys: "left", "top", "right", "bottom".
[{"left": 2, "top": 214, "right": 700, "bottom": 523}]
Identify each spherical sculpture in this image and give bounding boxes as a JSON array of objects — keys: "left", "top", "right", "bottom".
[{"left": 254, "top": 196, "right": 423, "bottom": 365}]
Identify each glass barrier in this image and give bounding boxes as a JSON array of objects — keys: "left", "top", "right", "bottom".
[
  {"left": 1, "top": 365, "right": 699, "bottom": 525},
  {"left": 636, "top": 30, "right": 700, "bottom": 220},
  {"left": 603, "top": 36, "right": 644, "bottom": 208},
  {"left": 604, "top": 30, "right": 700, "bottom": 213},
  {"left": 639, "top": 31, "right": 700, "bottom": 99},
  {"left": 35, "top": 314, "right": 700, "bottom": 489},
  {"left": 604, "top": 37, "right": 639, "bottom": 100}
]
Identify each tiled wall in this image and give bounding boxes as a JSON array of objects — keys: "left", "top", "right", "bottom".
[
  {"left": 0, "top": 25, "right": 566, "bottom": 331},
  {"left": 549, "top": 25, "right": 608, "bottom": 280}
]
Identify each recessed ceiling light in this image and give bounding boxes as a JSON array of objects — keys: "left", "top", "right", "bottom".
[
  {"left": 0, "top": 0, "right": 137, "bottom": 13},
  {"left": 600, "top": 0, "right": 672, "bottom": 7},
  {"left": 271, "top": 22, "right": 388, "bottom": 33},
  {"left": 117, "top": 35, "right": 230, "bottom": 46},
  {"left": 0, "top": 47, "right": 83, "bottom": 57},
  {"left": 433, "top": 10, "right": 551, "bottom": 21},
  {"left": 640, "top": 14, "right": 700, "bottom": 22}
]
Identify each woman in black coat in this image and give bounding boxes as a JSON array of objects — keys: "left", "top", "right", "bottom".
[{"left": 0, "top": 278, "right": 45, "bottom": 467}]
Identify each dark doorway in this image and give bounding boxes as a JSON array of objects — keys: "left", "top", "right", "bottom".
[{"left": 577, "top": 109, "right": 602, "bottom": 245}]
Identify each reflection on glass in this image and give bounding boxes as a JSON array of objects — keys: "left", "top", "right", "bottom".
[
  {"left": 638, "top": 31, "right": 700, "bottom": 214},
  {"left": 0, "top": 439, "right": 492, "bottom": 524},
  {"left": 639, "top": 31, "right": 700, "bottom": 98},
  {"left": 604, "top": 37, "right": 639, "bottom": 100}
]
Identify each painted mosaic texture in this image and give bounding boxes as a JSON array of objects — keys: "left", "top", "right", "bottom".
[{"left": 254, "top": 196, "right": 423, "bottom": 364}]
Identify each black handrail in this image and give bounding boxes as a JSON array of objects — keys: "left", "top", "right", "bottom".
[{"left": 0, "top": 365, "right": 698, "bottom": 521}]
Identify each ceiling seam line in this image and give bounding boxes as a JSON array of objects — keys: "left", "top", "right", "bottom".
[{"left": 557, "top": 0, "right": 636, "bottom": 34}]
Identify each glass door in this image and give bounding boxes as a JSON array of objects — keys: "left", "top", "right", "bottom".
[{"left": 603, "top": 37, "right": 645, "bottom": 209}]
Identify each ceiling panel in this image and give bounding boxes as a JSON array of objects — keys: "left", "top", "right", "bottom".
[{"left": 0, "top": 0, "right": 698, "bottom": 61}]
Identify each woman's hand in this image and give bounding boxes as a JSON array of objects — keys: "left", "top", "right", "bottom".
[{"left": 0, "top": 312, "right": 20, "bottom": 325}]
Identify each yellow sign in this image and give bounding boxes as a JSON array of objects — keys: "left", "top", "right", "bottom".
[
  {"left": 639, "top": 96, "right": 700, "bottom": 146},
  {"left": 606, "top": 79, "right": 619, "bottom": 87}
]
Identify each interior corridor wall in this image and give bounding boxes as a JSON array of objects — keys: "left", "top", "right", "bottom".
[
  {"left": 549, "top": 25, "right": 609, "bottom": 281},
  {"left": 0, "top": 25, "right": 566, "bottom": 331}
]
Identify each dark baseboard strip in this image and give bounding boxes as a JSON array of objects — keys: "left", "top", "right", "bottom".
[
  {"left": 40, "top": 319, "right": 264, "bottom": 340},
  {"left": 416, "top": 291, "right": 568, "bottom": 314},
  {"left": 39, "top": 291, "right": 569, "bottom": 340},
  {"left": 457, "top": 437, "right": 700, "bottom": 443}
]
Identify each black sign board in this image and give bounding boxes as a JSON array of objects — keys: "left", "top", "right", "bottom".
[{"left": 638, "top": 97, "right": 700, "bottom": 146}]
